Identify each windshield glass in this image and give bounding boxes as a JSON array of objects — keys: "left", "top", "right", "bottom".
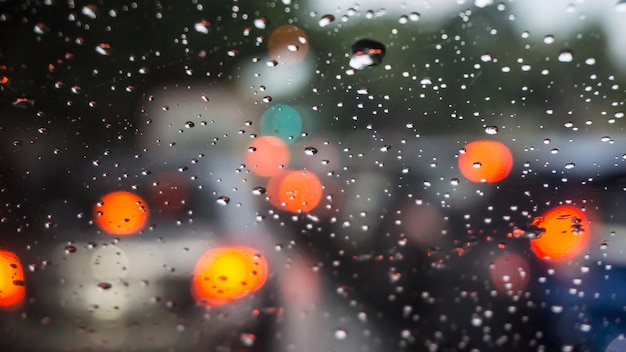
[{"left": 2, "top": 1, "right": 626, "bottom": 351}]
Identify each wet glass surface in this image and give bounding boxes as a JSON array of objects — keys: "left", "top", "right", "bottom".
[{"left": 2, "top": 0, "right": 626, "bottom": 351}]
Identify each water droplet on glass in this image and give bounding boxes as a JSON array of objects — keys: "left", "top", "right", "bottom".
[
  {"left": 474, "top": 0, "right": 494, "bottom": 8},
  {"left": 318, "top": 14, "right": 335, "bottom": 27},
  {"left": 98, "top": 282, "right": 112, "bottom": 290},
  {"left": 485, "top": 126, "right": 498, "bottom": 135},
  {"left": 194, "top": 20, "right": 211, "bottom": 34},
  {"left": 81, "top": 5, "right": 97, "bottom": 19},
  {"left": 254, "top": 17, "right": 268, "bottom": 29},
  {"left": 558, "top": 49, "right": 574, "bottom": 62},
  {"left": 33, "top": 23, "right": 49, "bottom": 35},
  {"left": 565, "top": 163, "right": 575, "bottom": 169},
  {"left": 64, "top": 245, "right": 77, "bottom": 254},
  {"left": 480, "top": 53, "right": 493, "bottom": 62},
  {"left": 95, "top": 43, "right": 112, "bottom": 56},
  {"left": 349, "top": 39, "right": 386, "bottom": 70},
  {"left": 240, "top": 333, "right": 256, "bottom": 347},
  {"left": 304, "top": 147, "right": 318, "bottom": 155},
  {"left": 12, "top": 97, "right": 35, "bottom": 109},
  {"left": 543, "top": 35, "right": 555, "bottom": 44},
  {"left": 252, "top": 187, "right": 266, "bottom": 195},
  {"left": 185, "top": 121, "right": 195, "bottom": 128},
  {"left": 334, "top": 329, "right": 348, "bottom": 340},
  {"left": 216, "top": 196, "right": 230, "bottom": 205},
  {"left": 450, "top": 178, "right": 460, "bottom": 186},
  {"left": 471, "top": 316, "right": 483, "bottom": 326}
]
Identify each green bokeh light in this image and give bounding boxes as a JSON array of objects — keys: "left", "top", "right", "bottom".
[{"left": 260, "top": 104, "right": 302, "bottom": 144}]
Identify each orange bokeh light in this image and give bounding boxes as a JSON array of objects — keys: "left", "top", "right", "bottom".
[
  {"left": 267, "top": 170, "right": 323, "bottom": 213},
  {"left": 0, "top": 250, "right": 26, "bottom": 310},
  {"left": 490, "top": 252, "right": 530, "bottom": 294},
  {"left": 530, "top": 205, "right": 590, "bottom": 261},
  {"left": 94, "top": 191, "right": 149, "bottom": 235},
  {"left": 458, "top": 140, "right": 513, "bottom": 183},
  {"left": 267, "top": 24, "right": 309, "bottom": 65},
  {"left": 246, "top": 136, "right": 290, "bottom": 177},
  {"left": 191, "top": 246, "right": 268, "bottom": 307}
]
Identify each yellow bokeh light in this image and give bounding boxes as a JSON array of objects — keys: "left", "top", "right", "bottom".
[{"left": 191, "top": 246, "right": 268, "bottom": 307}]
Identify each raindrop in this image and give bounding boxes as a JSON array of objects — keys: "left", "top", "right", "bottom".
[
  {"left": 565, "top": 163, "right": 575, "bottom": 169},
  {"left": 450, "top": 178, "right": 460, "bottom": 186},
  {"left": 240, "top": 333, "right": 256, "bottom": 347},
  {"left": 64, "top": 245, "right": 77, "bottom": 254},
  {"left": 252, "top": 187, "right": 266, "bottom": 195},
  {"left": 318, "top": 14, "right": 335, "bottom": 27},
  {"left": 194, "top": 20, "right": 211, "bottom": 34},
  {"left": 551, "top": 305, "right": 563, "bottom": 313},
  {"left": 12, "top": 97, "right": 35, "bottom": 109},
  {"left": 558, "top": 49, "right": 574, "bottom": 62},
  {"left": 471, "top": 316, "right": 483, "bottom": 326},
  {"left": 216, "top": 196, "right": 230, "bottom": 205},
  {"left": 185, "top": 121, "right": 195, "bottom": 128},
  {"left": 474, "top": 0, "right": 494, "bottom": 8},
  {"left": 33, "top": 23, "right": 49, "bottom": 35},
  {"left": 334, "top": 329, "right": 348, "bottom": 340},
  {"left": 81, "top": 5, "right": 97, "bottom": 19},
  {"left": 408, "top": 12, "right": 420, "bottom": 21},
  {"left": 485, "top": 126, "right": 498, "bottom": 135},
  {"left": 98, "top": 282, "right": 112, "bottom": 290},
  {"left": 304, "top": 147, "right": 318, "bottom": 155},
  {"left": 349, "top": 39, "right": 386, "bottom": 70},
  {"left": 543, "top": 35, "right": 555, "bottom": 44},
  {"left": 254, "top": 17, "right": 268, "bottom": 29},
  {"left": 95, "top": 43, "right": 112, "bottom": 56},
  {"left": 480, "top": 53, "right": 493, "bottom": 62}
]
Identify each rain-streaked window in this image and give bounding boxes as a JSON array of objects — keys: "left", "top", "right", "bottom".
[{"left": 2, "top": 0, "right": 626, "bottom": 351}]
